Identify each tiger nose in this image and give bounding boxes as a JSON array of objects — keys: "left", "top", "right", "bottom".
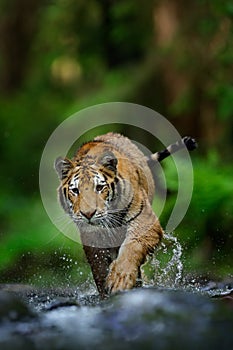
[{"left": 81, "top": 210, "right": 96, "bottom": 220}]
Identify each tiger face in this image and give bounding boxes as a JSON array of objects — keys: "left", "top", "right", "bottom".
[{"left": 55, "top": 151, "right": 130, "bottom": 230}]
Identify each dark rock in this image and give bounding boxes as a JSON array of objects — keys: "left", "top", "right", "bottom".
[
  {"left": 0, "top": 286, "right": 233, "bottom": 350},
  {"left": 0, "top": 291, "right": 36, "bottom": 322}
]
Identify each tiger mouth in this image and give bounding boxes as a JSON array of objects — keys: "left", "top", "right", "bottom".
[
  {"left": 73, "top": 216, "right": 125, "bottom": 229},
  {"left": 73, "top": 216, "right": 105, "bottom": 227}
]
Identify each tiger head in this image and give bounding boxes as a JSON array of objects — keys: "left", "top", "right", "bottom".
[{"left": 55, "top": 151, "right": 127, "bottom": 229}]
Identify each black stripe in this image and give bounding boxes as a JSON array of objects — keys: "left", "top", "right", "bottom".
[
  {"left": 102, "top": 168, "right": 115, "bottom": 178},
  {"left": 63, "top": 187, "right": 67, "bottom": 198},
  {"left": 110, "top": 181, "right": 115, "bottom": 200},
  {"left": 109, "top": 197, "right": 135, "bottom": 225},
  {"left": 117, "top": 196, "right": 134, "bottom": 220},
  {"left": 125, "top": 201, "right": 144, "bottom": 224},
  {"left": 115, "top": 176, "right": 122, "bottom": 199},
  {"left": 59, "top": 187, "right": 69, "bottom": 212},
  {"left": 114, "top": 176, "right": 119, "bottom": 184},
  {"left": 156, "top": 149, "right": 171, "bottom": 162},
  {"left": 182, "top": 136, "right": 197, "bottom": 151},
  {"left": 102, "top": 173, "right": 108, "bottom": 182}
]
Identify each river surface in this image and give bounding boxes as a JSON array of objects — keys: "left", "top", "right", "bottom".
[
  {"left": 0, "top": 234, "right": 232, "bottom": 350},
  {"left": 0, "top": 278, "right": 233, "bottom": 350}
]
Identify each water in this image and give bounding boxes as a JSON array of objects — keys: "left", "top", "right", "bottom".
[
  {"left": 1, "top": 284, "right": 233, "bottom": 350},
  {"left": 0, "top": 232, "right": 233, "bottom": 350},
  {"left": 142, "top": 231, "right": 184, "bottom": 289}
]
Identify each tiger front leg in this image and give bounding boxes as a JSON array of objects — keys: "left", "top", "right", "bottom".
[
  {"left": 83, "top": 245, "right": 119, "bottom": 298},
  {"left": 105, "top": 248, "right": 139, "bottom": 293},
  {"left": 105, "top": 217, "right": 163, "bottom": 294}
]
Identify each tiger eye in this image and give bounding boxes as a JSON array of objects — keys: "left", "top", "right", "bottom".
[
  {"left": 71, "top": 188, "right": 79, "bottom": 195},
  {"left": 96, "top": 184, "right": 105, "bottom": 192}
]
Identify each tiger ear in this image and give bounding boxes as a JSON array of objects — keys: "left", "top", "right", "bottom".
[
  {"left": 54, "top": 157, "right": 73, "bottom": 180},
  {"left": 98, "top": 151, "right": 118, "bottom": 173}
]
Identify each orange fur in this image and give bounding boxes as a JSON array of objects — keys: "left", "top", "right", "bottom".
[{"left": 55, "top": 133, "right": 163, "bottom": 297}]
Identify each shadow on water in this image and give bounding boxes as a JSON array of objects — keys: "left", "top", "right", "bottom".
[{"left": 0, "top": 234, "right": 233, "bottom": 350}]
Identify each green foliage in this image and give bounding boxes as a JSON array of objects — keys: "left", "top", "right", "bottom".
[
  {"left": 0, "top": 0, "right": 232, "bottom": 285},
  {"left": 158, "top": 154, "right": 233, "bottom": 275},
  {"left": 0, "top": 196, "right": 90, "bottom": 287},
  {"left": 217, "top": 84, "right": 233, "bottom": 120}
]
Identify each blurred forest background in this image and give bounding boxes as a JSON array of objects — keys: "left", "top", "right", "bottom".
[{"left": 0, "top": 0, "right": 232, "bottom": 289}]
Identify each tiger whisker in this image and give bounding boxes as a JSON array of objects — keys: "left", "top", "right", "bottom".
[{"left": 100, "top": 218, "right": 125, "bottom": 247}]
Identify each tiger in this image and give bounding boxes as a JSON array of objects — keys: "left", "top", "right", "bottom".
[{"left": 55, "top": 132, "right": 197, "bottom": 297}]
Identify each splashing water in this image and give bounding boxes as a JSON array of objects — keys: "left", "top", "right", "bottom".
[{"left": 142, "top": 232, "right": 183, "bottom": 288}]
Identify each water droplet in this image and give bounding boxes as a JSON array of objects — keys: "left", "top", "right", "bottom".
[{"left": 145, "top": 231, "right": 183, "bottom": 288}]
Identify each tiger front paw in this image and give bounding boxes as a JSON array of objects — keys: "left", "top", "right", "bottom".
[{"left": 105, "top": 260, "right": 138, "bottom": 294}]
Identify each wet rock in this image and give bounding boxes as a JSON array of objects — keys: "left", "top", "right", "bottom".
[
  {"left": 0, "top": 291, "right": 38, "bottom": 350},
  {"left": 95, "top": 288, "right": 233, "bottom": 349},
  {"left": 212, "top": 290, "right": 233, "bottom": 307},
  {"left": 45, "top": 298, "right": 80, "bottom": 311},
  {"left": 0, "top": 291, "right": 36, "bottom": 322},
  {"left": 0, "top": 287, "right": 233, "bottom": 350},
  {"left": 0, "top": 283, "right": 35, "bottom": 293}
]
